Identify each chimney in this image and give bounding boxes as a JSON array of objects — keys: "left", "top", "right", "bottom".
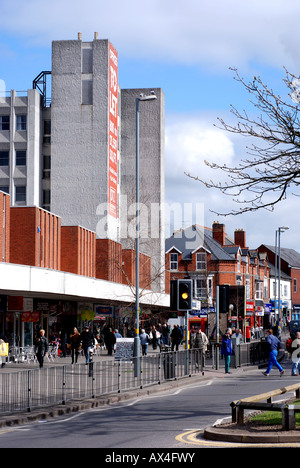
[
  {"left": 94, "top": 32, "right": 99, "bottom": 40},
  {"left": 78, "top": 32, "right": 82, "bottom": 40},
  {"left": 212, "top": 222, "right": 226, "bottom": 246},
  {"left": 234, "top": 229, "right": 247, "bottom": 248}
]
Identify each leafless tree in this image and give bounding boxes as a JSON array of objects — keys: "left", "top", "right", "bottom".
[{"left": 187, "top": 67, "right": 300, "bottom": 215}]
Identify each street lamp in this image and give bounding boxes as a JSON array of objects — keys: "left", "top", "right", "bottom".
[
  {"left": 134, "top": 91, "right": 157, "bottom": 378},
  {"left": 275, "top": 226, "right": 289, "bottom": 328}
]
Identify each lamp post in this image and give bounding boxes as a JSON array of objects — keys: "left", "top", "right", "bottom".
[
  {"left": 275, "top": 226, "right": 289, "bottom": 328},
  {"left": 134, "top": 91, "right": 157, "bottom": 378}
]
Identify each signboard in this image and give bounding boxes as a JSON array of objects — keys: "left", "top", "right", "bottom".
[
  {"left": 108, "top": 43, "right": 118, "bottom": 218},
  {"left": 114, "top": 338, "right": 134, "bottom": 361},
  {"left": 94, "top": 305, "right": 113, "bottom": 318}
]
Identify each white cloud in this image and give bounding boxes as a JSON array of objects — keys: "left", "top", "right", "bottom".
[
  {"left": 165, "top": 112, "right": 300, "bottom": 251},
  {"left": 165, "top": 114, "right": 235, "bottom": 182},
  {"left": 1, "top": 0, "right": 300, "bottom": 72}
]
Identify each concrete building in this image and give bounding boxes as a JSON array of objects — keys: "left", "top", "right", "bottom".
[{"left": 0, "top": 33, "right": 166, "bottom": 292}]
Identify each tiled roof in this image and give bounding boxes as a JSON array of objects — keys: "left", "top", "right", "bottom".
[
  {"left": 262, "top": 245, "right": 300, "bottom": 268},
  {"left": 165, "top": 225, "right": 235, "bottom": 261}
]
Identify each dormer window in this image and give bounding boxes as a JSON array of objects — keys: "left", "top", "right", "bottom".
[
  {"left": 170, "top": 253, "right": 178, "bottom": 270},
  {"left": 196, "top": 252, "right": 206, "bottom": 270}
]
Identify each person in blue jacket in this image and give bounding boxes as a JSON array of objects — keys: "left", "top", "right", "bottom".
[
  {"left": 221, "top": 328, "right": 233, "bottom": 374},
  {"left": 263, "top": 329, "right": 284, "bottom": 377}
]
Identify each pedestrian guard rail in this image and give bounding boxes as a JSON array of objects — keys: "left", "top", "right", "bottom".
[
  {"left": 0, "top": 349, "right": 204, "bottom": 414},
  {"left": 230, "top": 383, "right": 300, "bottom": 431},
  {"left": 0, "top": 339, "right": 270, "bottom": 415}
]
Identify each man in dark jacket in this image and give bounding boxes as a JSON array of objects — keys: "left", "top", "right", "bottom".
[
  {"left": 80, "top": 326, "right": 95, "bottom": 364},
  {"left": 171, "top": 325, "right": 182, "bottom": 351},
  {"left": 34, "top": 329, "right": 49, "bottom": 368}
]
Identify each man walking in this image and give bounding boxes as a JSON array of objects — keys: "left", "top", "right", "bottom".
[
  {"left": 192, "top": 328, "right": 208, "bottom": 368},
  {"left": 34, "top": 329, "right": 49, "bottom": 369},
  {"left": 80, "top": 326, "right": 95, "bottom": 364},
  {"left": 263, "top": 329, "right": 284, "bottom": 377}
]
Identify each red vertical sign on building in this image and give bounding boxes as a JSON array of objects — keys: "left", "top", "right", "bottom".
[{"left": 108, "top": 43, "right": 118, "bottom": 218}]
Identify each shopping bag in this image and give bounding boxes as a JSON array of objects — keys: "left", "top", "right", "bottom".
[{"left": 0, "top": 340, "right": 8, "bottom": 357}]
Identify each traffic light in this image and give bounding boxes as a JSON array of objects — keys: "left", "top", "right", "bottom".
[
  {"left": 218, "top": 285, "right": 229, "bottom": 314},
  {"left": 177, "top": 279, "right": 192, "bottom": 311},
  {"left": 170, "top": 280, "right": 178, "bottom": 311}
]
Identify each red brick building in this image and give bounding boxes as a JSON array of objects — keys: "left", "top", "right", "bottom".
[
  {"left": 61, "top": 226, "right": 96, "bottom": 277},
  {"left": 165, "top": 223, "right": 269, "bottom": 334},
  {"left": 258, "top": 244, "right": 300, "bottom": 320},
  {"left": 10, "top": 206, "right": 61, "bottom": 270}
]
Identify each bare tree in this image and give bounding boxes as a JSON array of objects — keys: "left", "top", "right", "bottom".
[{"left": 187, "top": 67, "right": 300, "bottom": 215}]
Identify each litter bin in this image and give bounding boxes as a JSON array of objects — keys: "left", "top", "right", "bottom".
[{"left": 162, "top": 352, "right": 175, "bottom": 379}]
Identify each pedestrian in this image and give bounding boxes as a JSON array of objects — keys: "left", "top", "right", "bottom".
[
  {"left": 70, "top": 327, "right": 81, "bottom": 364},
  {"left": 0, "top": 333, "right": 8, "bottom": 368},
  {"left": 170, "top": 324, "right": 182, "bottom": 351},
  {"left": 291, "top": 331, "right": 300, "bottom": 376},
  {"left": 150, "top": 326, "right": 159, "bottom": 350},
  {"left": 34, "top": 329, "right": 49, "bottom": 368},
  {"left": 162, "top": 323, "right": 170, "bottom": 346},
  {"left": 105, "top": 328, "right": 116, "bottom": 356},
  {"left": 263, "top": 329, "right": 284, "bottom": 377},
  {"left": 221, "top": 328, "right": 233, "bottom": 374},
  {"left": 80, "top": 326, "right": 94, "bottom": 364},
  {"left": 192, "top": 328, "right": 208, "bottom": 368},
  {"left": 140, "top": 329, "right": 150, "bottom": 356},
  {"left": 114, "top": 329, "right": 122, "bottom": 338}
]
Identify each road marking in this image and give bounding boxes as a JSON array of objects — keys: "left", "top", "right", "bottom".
[{"left": 176, "top": 430, "right": 300, "bottom": 448}]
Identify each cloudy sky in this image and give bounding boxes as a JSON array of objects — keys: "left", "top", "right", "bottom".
[{"left": 1, "top": 0, "right": 300, "bottom": 250}]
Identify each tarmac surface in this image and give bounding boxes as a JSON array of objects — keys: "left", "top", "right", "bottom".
[{"left": 1, "top": 348, "right": 299, "bottom": 445}]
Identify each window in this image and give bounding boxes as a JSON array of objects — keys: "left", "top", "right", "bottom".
[
  {"left": 16, "top": 150, "right": 26, "bottom": 166},
  {"left": 0, "top": 151, "right": 9, "bottom": 166},
  {"left": 0, "top": 115, "right": 9, "bottom": 130},
  {"left": 195, "top": 278, "right": 206, "bottom": 299},
  {"left": 196, "top": 252, "right": 206, "bottom": 270},
  {"left": 255, "top": 281, "right": 263, "bottom": 300},
  {"left": 15, "top": 186, "right": 26, "bottom": 203},
  {"left": 81, "top": 79, "right": 93, "bottom": 105},
  {"left": 82, "top": 48, "right": 93, "bottom": 73},
  {"left": 16, "top": 115, "right": 27, "bottom": 131},
  {"left": 43, "top": 120, "right": 51, "bottom": 143},
  {"left": 170, "top": 253, "right": 178, "bottom": 270},
  {"left": 294, "top": 279, "right": 297, "bottom": 293}
]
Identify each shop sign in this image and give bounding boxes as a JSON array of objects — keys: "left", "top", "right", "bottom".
[
  {"left": 8, "top": 296, "right": 23, "bottom": 311},
  {"left": 94, "top": 305, "right": 113, "bottom": 317},
  {"left": 108, "top": 43, "right": 118, "bottom": 218},
  {"left": 265, "top": 303, "right": 272, "bottom": 313},
  {"left": 22, "top": 311, "right": 40, "bottom": 322},
  {"left": 246, "top": 301, "right": 254, "bottom": 312}
]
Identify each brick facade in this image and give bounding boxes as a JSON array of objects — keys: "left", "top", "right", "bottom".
[
  {"left": 10, "top": 206, "right": 61, "bottom": 269},
  {"left": 96, "top": 239, "right": 123, "bottom": 283},
  {"left": 61, "top": 226, "right": 96, "bottom": 277}
]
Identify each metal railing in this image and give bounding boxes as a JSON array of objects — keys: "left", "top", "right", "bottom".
[
  {"left": 0, "top": 349, "right": 204, "bottom": 414},
  {"left": 0, "top": 340, "right": 271, "bottom": 415}
]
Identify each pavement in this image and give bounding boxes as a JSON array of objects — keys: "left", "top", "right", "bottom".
[{"left": 1, "top": 347, "right": 300, "bottom": 445}]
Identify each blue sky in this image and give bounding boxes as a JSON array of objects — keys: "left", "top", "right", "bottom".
[{"left": 1, "top": 0, "right": 300, "bottom": 250}]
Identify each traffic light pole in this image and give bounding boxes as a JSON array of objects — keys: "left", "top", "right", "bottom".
[{"left": 185, "top": 310, "right": 189, "bottom": 375}]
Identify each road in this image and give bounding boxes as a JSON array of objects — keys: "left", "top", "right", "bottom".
[{"left": 0, "top": 362, "right": 298, "bottom": 450}]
